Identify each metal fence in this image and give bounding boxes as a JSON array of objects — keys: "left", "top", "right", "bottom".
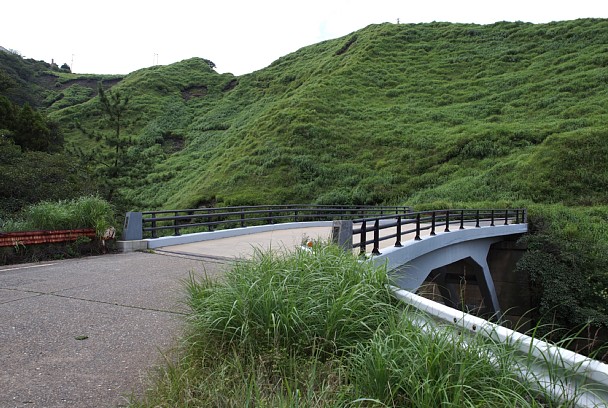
[
  {"left": 123, "top": 204, "right": 413, "bottom": 240},
  {"left": 352, "top": 208, "right": 527, "bottom": 255}
]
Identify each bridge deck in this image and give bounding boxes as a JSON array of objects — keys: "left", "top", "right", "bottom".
[
  {"left": 153, "top": 226, "right": 332, "bottom": 260},
  {"left": 152, "top": 221, "right": 493, "bottom": 260}
]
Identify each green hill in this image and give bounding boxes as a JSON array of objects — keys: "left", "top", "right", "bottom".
[
  {"left": 12, "top": 18, "right": 608, "bottom": 210},
  {"left": 2, "top": 19, "right": 608, "bottom": 340}
]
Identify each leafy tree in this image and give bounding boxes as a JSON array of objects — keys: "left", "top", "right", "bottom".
[
  {"left": 0, "top": 69, "right": 16, "bottom": 93},
  {"left": 0, "top": 98, "right": 63, "bottom": 152},
  {"left": 0, "top": 96, "right": 15, "bottom": 130},
  {"left": 0, "top": 138, "right": 96, "bottom": 214}
]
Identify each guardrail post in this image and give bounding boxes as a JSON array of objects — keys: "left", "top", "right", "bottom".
[
  {"left": 240, "top": 211, "right": 245, "bottom": 228},
  {"left": 331, "top": 220, "right": 353, "bottom": 251},
  {"left": 460, "top": 210, "right": 465, "bottom": 230},
  {"left": 415, "top": 213, "right": 421, "bottom": 240},
  {"left": 444, "top": 210, "right": 450, "bottom": 232},
  {"left": 372, "top": 219, "right": 381, "bottom": 255},
  {"left": 430, "top": 212, "right": 436, "bottom": 236},
  {"left": 475, "top": 210, "right": 480, "bottom": 228},
  {"left": 504, "top": 209, "right": 509, "bottom": 225},
  {"left": 490, "top": 210, "right": 495, "bottom": 226},
  {"left": 122, "top": 212, "right": 143, "bottom": 240},
  {"left": 395, "top": 216, "right": 403, "bottom": 247}
]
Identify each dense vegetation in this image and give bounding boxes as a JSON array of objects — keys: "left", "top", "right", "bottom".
[
  {"left": 37, "top": 18, "right": 607, "bottom": 209},
  {"left": 1, "top": 19, "right": 607, "bottom": 347},
  {"left": 130, "top": 245, "right": 585, "bottom": 407}
]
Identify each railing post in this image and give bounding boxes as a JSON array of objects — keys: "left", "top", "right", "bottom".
[
  {"left": 331, "top": 220, "right": 353, "bottom": 251},
  {"left": 475, "top": 210, "right": 480, "bottom": 228},
  {"left": 173, "top": 211, "right": 181, "bottom": 236},
  {"left": 460, "top": 210, "right": 465, "bottom": 230},
  {"left": 240, "top": 211, "right": 245, "bottom": 228},
  {"left": 372, "top": 219, "right": 381, "bottom": 255},
  {"left": 122, "top": 212, "right": 143, "bottom": 240},
  {"left": 359, "top": 221, "right": 367, "bottom": 255},
  {"left": 490, "top": 210, "right": 495, "bottom": 226},
  {"left": 444, "top": 210, "right": 450, "bottom": 232},
  {"left": 395, "top": 215, "right": 403, "bottom": 247},
  {"left": 504, "top": 209, "right": 509, "bottom": 225},
  {"left": 415, "top": 213, "right": 421, "bottom": 240},
  {"left": 294, "top": 210, "right": 298, "bottom": 223},
  {"left": 430, "top": 212, "right": 436, "bottom": 236}
]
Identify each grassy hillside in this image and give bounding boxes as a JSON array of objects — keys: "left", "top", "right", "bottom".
[
  {"left": 0, "top": 49, "right": 122, "bottom": 110},
  {"left": 48, "top": 18, "right": 608, "bottom": 210}
]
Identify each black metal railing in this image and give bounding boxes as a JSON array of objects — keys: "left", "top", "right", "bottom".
[
  {"left": 353, "top": 208, "right": 527, "bottom": 255},
  {"left": 139, "top": 204, "right": 413, "bottom": 239}
]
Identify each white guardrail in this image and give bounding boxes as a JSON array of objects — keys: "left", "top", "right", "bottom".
[{"left": 391, "top": 287, "right": 608, "bottom": 408}]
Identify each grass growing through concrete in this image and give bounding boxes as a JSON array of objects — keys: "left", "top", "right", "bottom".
[{"left": 130, "top": 244, "right": 579, "bottom": 407}]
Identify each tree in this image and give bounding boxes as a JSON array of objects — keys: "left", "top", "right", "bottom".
[
  {"left": 72, "top": 82, "right": 135, "bottom": 204},
  {"left": 0, "top": 96, "right": 15, "bottom": 130},
  {"left": 0, "top": 138, "right": 96, "bottom": 214},
  {"left": 0, "top": 100, "right": 63, "bottom": 152}
]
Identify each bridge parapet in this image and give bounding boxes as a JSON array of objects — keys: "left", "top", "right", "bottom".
[
  {"left": 331, "top": 208, "right": 527, "bottom": 254},
  {"left": 122, "top": 204, "right": 412, "bottom": 241}
]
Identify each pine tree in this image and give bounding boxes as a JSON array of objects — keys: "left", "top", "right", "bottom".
[{"left": 72, "top": 83, "right": 134, "bottom": 203}]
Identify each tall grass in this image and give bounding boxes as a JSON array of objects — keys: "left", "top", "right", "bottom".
[
  {"left": 0, "top": 196, "right": 115, "bottom": 236},
  {"left": 131, "top": 244, "right": 579, "bottom": 407},
  {"left": 186, "top": 244, "right": 395, "bottom": 357},
  {"left": 349, "top": 316, "right": 546, "bottom": 407}
]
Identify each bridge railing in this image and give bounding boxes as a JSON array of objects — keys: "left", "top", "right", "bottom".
[
  {"left": 123, "top": 205, "right": 413, "bottom": 240},
  {"left": 352, "top": 208, "right": 527, "bottom": 255}
]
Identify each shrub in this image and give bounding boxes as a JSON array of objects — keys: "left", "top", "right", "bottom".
[
  {"left": 186, "top": 244, "right": 395, "bottom": 357},
  {"left": 516, "top": 205, "right": 608, "bottom": 335},
  {"left": 6, "top": 196, "right": 116, "bottom": 236}
]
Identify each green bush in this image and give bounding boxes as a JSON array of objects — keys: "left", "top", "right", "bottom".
[
  {"left": 3, "top": 196, "right": 115, "bottom": 236},
  {"left": 516, "top": 205, "right": 608, "bottom": 334}
]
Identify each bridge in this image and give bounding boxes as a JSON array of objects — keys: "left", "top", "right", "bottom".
[{"left": 119, "top": 205, "right": 608, "bottom": 406}]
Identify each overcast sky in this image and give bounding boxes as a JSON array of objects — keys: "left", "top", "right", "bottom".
[{"left": 2, "top": 0, "right": 607, "bottom": 76}]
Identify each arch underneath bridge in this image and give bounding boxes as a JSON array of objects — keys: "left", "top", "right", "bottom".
[{"left": 372, "top": 224, "right": 528, "bottom": 319}]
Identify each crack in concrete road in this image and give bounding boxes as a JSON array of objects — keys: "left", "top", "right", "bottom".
[{"left": 1, "top": 286, "right": 187, "bottom": 314}]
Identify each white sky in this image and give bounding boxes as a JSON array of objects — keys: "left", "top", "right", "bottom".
[{"left": 2, "top": 0, "right": 607, "bottom": 76}]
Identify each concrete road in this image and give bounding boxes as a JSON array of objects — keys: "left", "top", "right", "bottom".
[
  {"left": 0, "top": 252, "right": 226, "bottom": 408},
  {"left": 155, "top": 226, "right": 333, "bottom": 260}
]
